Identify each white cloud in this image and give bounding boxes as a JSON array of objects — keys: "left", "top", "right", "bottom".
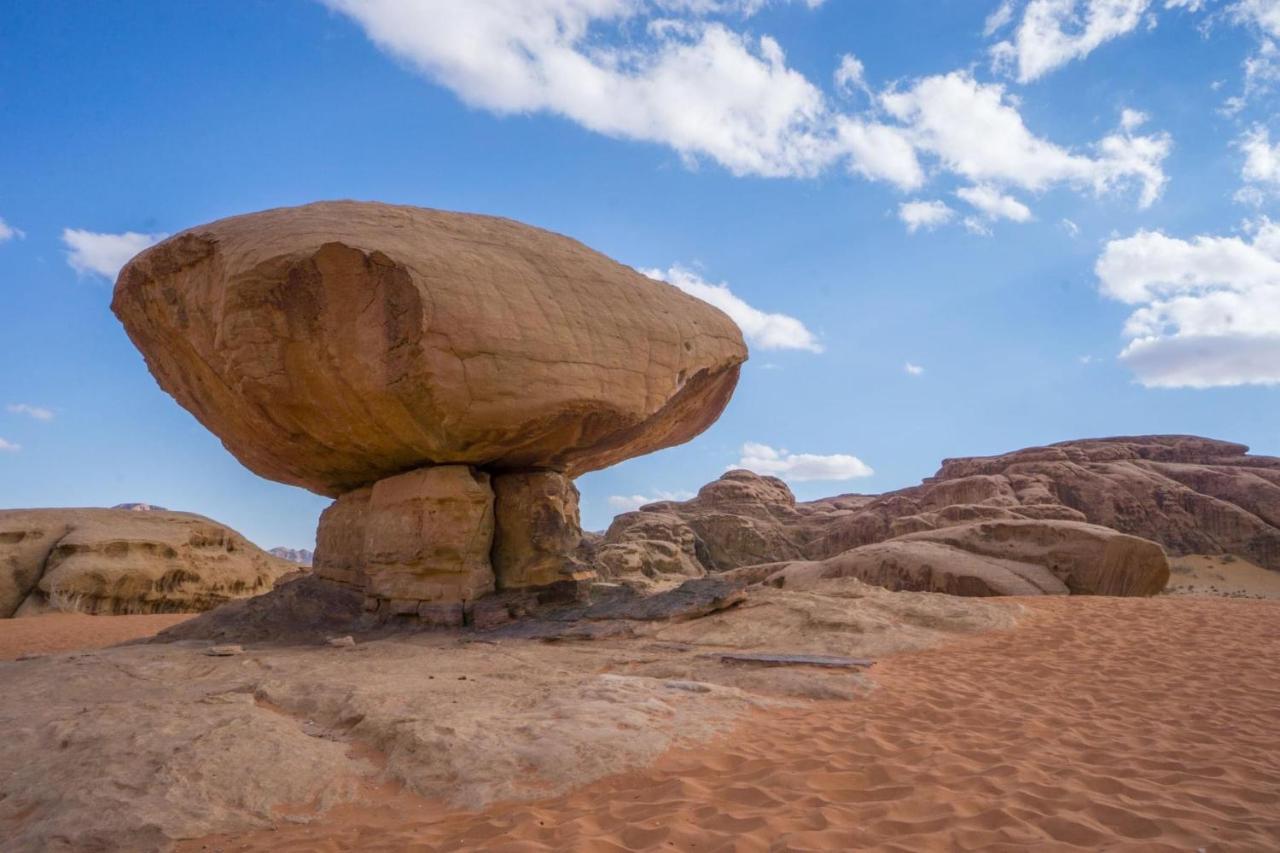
[
  {"left": 898, "top": 200, "right": 955, "bottom": 232},
  {"left": 881, "top": 72, "right": 1170, "bottom": 207},
  {"left": 1096, "top": 219, "right": 1280, "bottom": 386},
  {"left": 1239, "top": 125, "right": 1280, "bottom": 198},
  {"left": 733, "top": 441, "right": 874, "bottom": 481},
  {"left": 833, "top": 53, "right": 868, "bottom": 97},
  {"left": 1061, "top": 217, "right": 1081, "bottom": 236},
  {"left": 323, "top": 0, "right": 836, "bottom": 178},
  {"left": 991, "top": 0, "right": 1152, "bottom": 83},
  {"left": 0, "top": 218, "right": 24, "bottom": 243},
  {"left": 643, "top": 264, "right": 823, "bottom": 352},
  {"left": 985, "top": 1, "right": 1018, "bottom": 37},
  {"left": 1120, "top": 107, "right": 1149, "bottom": 130},
  {"left": 904, "top": 361, "right": 925, "bottom": 375},
  {"left": 607, "top": 490, "right": 696, "bottom": 512},
  {"left": 0, "top": 438, "right": 20, "bottom": 453},
  {"left": 62, "top": 229, "right": 167, "bottom": 279},
  {"left": 956, "top": 184, "right": 1034, "bottom": 221},
  {"left": 7, "top": 403, "right": 53, "bottom": 422},
  {"left": 835, "top": 118, "right": 926, "bottom": 189},
  {"left": 1231, "top": 0, "right": 1280, "bottom": 39},
  {"left": 327, "top": 2, "right": 1168, "bottom": 214}
]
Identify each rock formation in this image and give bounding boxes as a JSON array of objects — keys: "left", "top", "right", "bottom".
[
  {"left": 597, "top": 436, "right": 1277, "bottom": 596},
  {"left": 742, "top": 520, "right": 1169, "bottom": 597},
  {"left": 0, "top": 509, "right": 295, "bottom": 617},
  {"left": 113, "top": 201, "right": 747, "bottom": 622},
  {"left": 269, "top": 547, "right": 314, "bottom": 566}
]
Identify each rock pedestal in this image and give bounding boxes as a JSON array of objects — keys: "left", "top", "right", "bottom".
[
  {"left": 492, "top": 471, "right": 587, "bottom": 589},
  {"left": 315, "top": 466, "right": 593, "bottom": 623}
]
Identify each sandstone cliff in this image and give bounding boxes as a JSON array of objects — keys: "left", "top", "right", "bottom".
[{"left": 0, "top": 509, "right": 297, "bottom": 617}]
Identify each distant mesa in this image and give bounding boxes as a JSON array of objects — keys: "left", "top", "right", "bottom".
[
  {"left": 113, "top": 201, "right": 747, "bottom": 624},
  {"left": 111, "top": 502, "right": 167, "bottom": 512},
  {"left": 270, "top": 547, "right": 314, "bottom": 567},
  {"left": 0, "top": 507, "right": 296, "bottom": 618}
]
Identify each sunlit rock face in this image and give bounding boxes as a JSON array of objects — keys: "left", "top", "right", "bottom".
[{"left": 113, "top": 201, "right": 747, "bottom": 618}]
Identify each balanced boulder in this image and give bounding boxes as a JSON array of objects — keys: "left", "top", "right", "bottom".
[{"left": 113, "top": 201, "right": 747, "bottom": 620}]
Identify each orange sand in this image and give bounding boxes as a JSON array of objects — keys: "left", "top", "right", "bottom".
[
  {"left": 184, "top": 595, "right": 1280, "bottom": 852},
  {"left": 0, "top": 612, "right": 193, "bottom": 660}
]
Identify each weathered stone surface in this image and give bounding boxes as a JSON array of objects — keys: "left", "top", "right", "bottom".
[
  {"left": 596, "top": 511, "right": 706, "bottom": 583},
  {"left": 754, "top": 520, "right": 1168, "bottom": 597},
  {"left": 492, "top": 471, "right": 585, "bottom": 589},
  {"left": 111, "top": 201, "right": 747, "bottom": 498},
  {"left": 0, "top": 509, "right": 295, "bottom": 617},
  {"left": 318, "top": 466, "right": 497, "bottom": 609},
  {"left": 598, "top": 437, "right": 1280, "bottom": 592}
]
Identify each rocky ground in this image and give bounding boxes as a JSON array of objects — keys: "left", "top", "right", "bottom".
[{"left": 0, "top": 578, "right": 1014, "bottom": 852}]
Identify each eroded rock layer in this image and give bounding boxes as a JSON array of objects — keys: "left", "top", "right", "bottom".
[
  {"left": 0, "top": 509, "right": 295, "bottom": 617},
  {"left": 597, "top": 436, "right": 1277, "bottom": 595},
  {"left": 748, "top": 520, "right": 1169, "bottom": 598}
]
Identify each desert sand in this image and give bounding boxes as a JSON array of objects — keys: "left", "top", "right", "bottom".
[
  {"left": 5, "top": 573, "right": 1279, "bottom": 851},
  {"left": 0, "top": 612, "right": 192, "bottom": 660},
  {"left": 1165, "top": 554, "right": 1280, "bottom": 599},
  {"left": 178, "top": 593, "right": 1280, "bottom": 852}
]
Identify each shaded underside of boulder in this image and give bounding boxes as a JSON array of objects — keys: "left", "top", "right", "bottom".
[{"left": 0, "top": 508, "right": 296, "bottom": 617}]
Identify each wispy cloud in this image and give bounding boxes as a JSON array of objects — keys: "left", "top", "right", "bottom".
[
  {"left": 733, "top": 441, "right": 874, "bottom": 481},
  {"left": 0, "top": 437, "right": 20, "bottom": 453},
  {"left": 62, "top": 228, "right": 166, "bottom": 279},
  {"left": 7, "top": 403, "right": 54, "bottom": 421},
  {"left": 0, "top": 217, "right": 24, "bottom": 243},
  {"left": 904, "top": 362, "right": 925, "bottom": 375},
  {"left": 607, "top": 490, "right": 697, "bottom": 512},
  {"left": 899, "top": 200, "right": 955, "bottom": 233},
  {"left": 643, "top": 264, "right": 823, "bottom": 352}
]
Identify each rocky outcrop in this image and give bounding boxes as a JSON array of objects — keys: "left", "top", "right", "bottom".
[
  {"left": 113, "top": 202, "right": 747, "bottom": 619},
  {"left": 749, "top": 520, "right": 1169, "bottom": 598},
  {"left": 0, "top": 509, "right": 296, "bottom": 617},
  {"left": 269, "top": 547, "right": 314, "bottom": 566},
  {"left": 597, "top": 436, "right": 1276, "bottom": 596}
]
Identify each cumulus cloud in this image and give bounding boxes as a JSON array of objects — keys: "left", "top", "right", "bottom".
[
  {"left": 607, "top": 490, "right": 696, "bottom": 512},
  {"left": 642, "top": 264, "right": 823, "bottom": 352},
  {"left": 327, "top": 2, "right": 1169, "bottom": 212},
  {"left": 7, "top": 403, "right": 53, "bottom": 422},
  {"left": 0, "top": 437, "right": 20, "bottom": 453},
  {"left": 1096, "top": 218, "right": 1280, "bottom": 386},
  {"left": 956, "top": 184, "right": 1034, "bottom": 221},
  {"left": 991, "top": 0, "right": 1151, "bottom": 83},
  {"left": 881, "top": 72, "right": 1170, "bottom": 207},
  {"left": 904, "top": 361, "right": 925, "bottom": 375},
  {"left": 733, "top": 441, "right": 874, "bottom": 481},
  {"left": 62, "top": 229, "right": 166, "bottom": 279},
  {"left": 0, "top": 218, "right": 23, "bottom": 243},
  {"left": 898, "top": 200, "right": 955, "bottom": 232}
]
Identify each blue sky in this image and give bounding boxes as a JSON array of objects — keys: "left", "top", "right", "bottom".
[{"left": 3, "top": 0, "right": 1280, "bottom": 549}]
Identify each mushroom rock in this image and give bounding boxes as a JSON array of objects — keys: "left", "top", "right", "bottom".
[{"left": 112, "top": 201, "right": 747, "bottom": 618}]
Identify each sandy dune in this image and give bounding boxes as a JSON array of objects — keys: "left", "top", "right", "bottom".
[
  {"left": 185, "top": 594, "right": 1280, "bottom": 852},
  {"left": 1165, "top": 554, "right": 1280, "bottom": 599}
]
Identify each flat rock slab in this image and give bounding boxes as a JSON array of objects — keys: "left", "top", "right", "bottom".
[{"left": 716, "top": 652, "right": 875, "bottom": 669}]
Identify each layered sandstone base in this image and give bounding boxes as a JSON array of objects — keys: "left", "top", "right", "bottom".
[{"left": 314, "top": 466, "right": 590, "bottom": 624}]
